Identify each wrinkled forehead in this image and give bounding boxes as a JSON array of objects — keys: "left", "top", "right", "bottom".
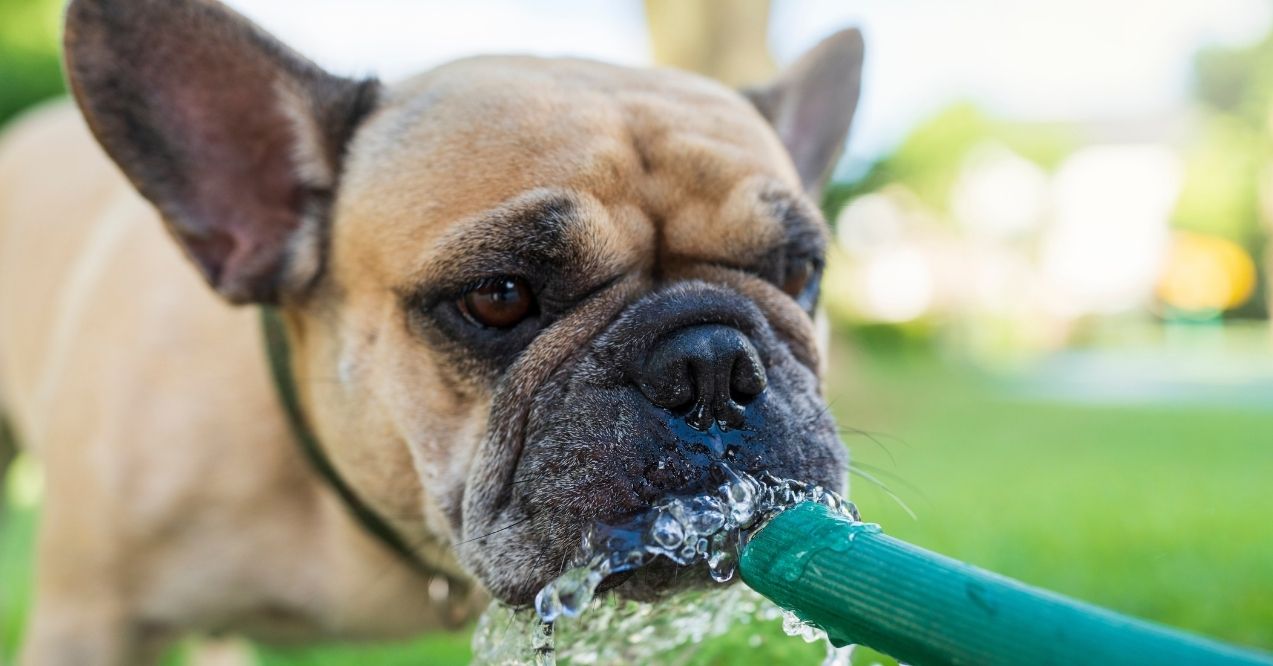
[{"left": 331, "top": 56, "right": 808, "bottom": 285}]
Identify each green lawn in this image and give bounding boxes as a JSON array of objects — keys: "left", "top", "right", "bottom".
[
  {"left": 834, "top": 348, "right": 1273, "bottom": 653},
  {"left": 2, "top": 342, "right": 1271, "bottom": 664}
]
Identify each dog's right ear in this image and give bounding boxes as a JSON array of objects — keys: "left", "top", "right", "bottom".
[
  {"left": 64, "top": 0, "right": 379, "bottom": 304},
  {"left": 744, "top": 28, "right": 864, "bottom": 197}
]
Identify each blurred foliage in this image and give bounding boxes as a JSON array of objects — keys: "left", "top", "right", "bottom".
[
  {"left": 823, "top": 24, "right": 1273, "bottom": 323},
  {"left": 1184, "top": 34, "right": 1273, "bottom": 249},
  {"left": 1195, "top": 29, "right": 1273, "bottom": 127},
  {"left": 825, "top": 103, "right": 1077, "bottom": 224},
  {"left": 1171, "top": 114, "right": 1269, "bottom": 318},
  {"left": 0, "top": 0, "right": 64, "bottom": 127},
  {"left": 1184, "top": 30, "right": 1273, "bottom": 317},
  {"left": 1172, "top": 115, "right": 1262, "bottom": 245}
]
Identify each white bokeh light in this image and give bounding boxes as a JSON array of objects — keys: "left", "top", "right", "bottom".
[
  {"left": 1040, "top": 144, "right": 1183, "bottom": 315},
  {"left": 951, "top": 143, "right": 1050, "bottom": 239},
  {"left": 861, "top": 248, "right": 935, "bottom": 323}
]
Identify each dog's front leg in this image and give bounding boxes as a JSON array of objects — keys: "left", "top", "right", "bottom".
[
  {"left": 18, "top": 440, "right": 174, "bottom": 666},
  {"left": 20, "top": 594, "right": 170, "bottom": 666}
]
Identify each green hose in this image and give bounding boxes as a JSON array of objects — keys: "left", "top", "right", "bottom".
[{"left": 739, "top": 502, "right": 1273, "bottom": 666}]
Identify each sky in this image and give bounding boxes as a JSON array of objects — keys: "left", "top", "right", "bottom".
[{"left": 223, "top": 0, "right": 1273, "bottom": 165}]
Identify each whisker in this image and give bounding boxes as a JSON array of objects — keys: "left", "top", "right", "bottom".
[
  {"left": 848, "top": 466, "right": 918, "bottom": 521},
  {"left": 850, "top": 461, "right": 928, "bottom": 504},
  {"left": 837, "top": 424, "right": 910, "bottom": 447},
  {"left": 458, "top": 515, "right": 534, "bottom": 546},
  {"left": 838, "top": 426, "right": 899, "bottom": 466},
  {"left": 811, "top": 397, "right": 838, "bottom": 424}
]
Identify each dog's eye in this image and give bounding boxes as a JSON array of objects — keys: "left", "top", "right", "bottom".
[
  {"left": 782, "top": 258, "right": 816, "bottom": 299},
  {"left": 458, "top": 277, "right": 537, "bottom": 329}
]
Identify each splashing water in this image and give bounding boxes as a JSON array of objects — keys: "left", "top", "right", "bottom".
[
  {"left": 475, "top": 584, "right": 778, "bottom": 665},
  {"left": 783, "top": 610, "right": 858, "bottom": 666},
  {"left": 471, "top": 466, "right": 865, "bottom": 665}
]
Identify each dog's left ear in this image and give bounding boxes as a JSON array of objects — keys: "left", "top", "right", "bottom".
[
  {"left": 64, "top": 0, "right": 379, "bottom": 304},
  {"left": 745, "top": 28, "right": 864, "bottom": 195}
]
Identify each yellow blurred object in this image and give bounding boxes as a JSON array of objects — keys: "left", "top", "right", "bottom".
[
  {"left": 644, "top": 0, "right": 776, "bottom": 87},
  {"left": 1156, "top": 231, "right": 1256, "bottom": 313}
]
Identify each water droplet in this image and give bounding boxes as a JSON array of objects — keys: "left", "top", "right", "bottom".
[
  {"left": 683, "top": 496, "right": 726, "bottom": 535},
  {"left": 827, "top": 536, "right": 853, "bottom": 553},
  {"left": 720, "top": 468, "right": 758, "bottom": 526},
  {"left": 608, "top": 547, "right": 648, "bottom": 574},
  {"left": 535, "top": 586, "right": 564, "bottom": 624},
  {"left": 707, "top": 549, "right": 736, "bottom": 583},
  {"left": 552, "top": 566, "right": 603, "bottom": 618},
  {"left": 781, "top": 610, "right": 824, "bottom": 643},
  {"left": 650, "top": 511, "right": 685, "bottom": 550}
]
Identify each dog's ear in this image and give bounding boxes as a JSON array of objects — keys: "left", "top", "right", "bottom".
[
  {"left": 64, "top": 0, "right": 379, "bottom": 304},
  {"left": 744, "top": 28, "right": 864, "bottom": 195}
]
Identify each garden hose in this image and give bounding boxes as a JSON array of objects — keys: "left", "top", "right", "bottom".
[{"left": 740, "top": 502, "right": 1273, "bottom": 666}]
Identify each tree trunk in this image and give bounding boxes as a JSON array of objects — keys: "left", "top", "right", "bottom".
[{"left": 644, "top": 0, "right": 776, "bottom": 87}]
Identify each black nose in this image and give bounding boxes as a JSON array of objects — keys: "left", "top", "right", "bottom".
[{"left": 634, "top": 324, "right": 767, "bottom": 430}]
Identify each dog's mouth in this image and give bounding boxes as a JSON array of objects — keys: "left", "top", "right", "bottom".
[
  {"left": 592, "top": 558, "right": 693, "bottom": 600},
  {"left": 456, "top": 385, "right": 846, "bottom": 607},
  {"left": 530, "top": 467, "right": 855, "bottom": 622},
  {"left": 465, "top": 379, "right": 848, "bottom": 606}
]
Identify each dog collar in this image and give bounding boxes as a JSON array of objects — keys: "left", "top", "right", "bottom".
[{"left": 259, "top": 306, "right": 443, "bottom": 580}]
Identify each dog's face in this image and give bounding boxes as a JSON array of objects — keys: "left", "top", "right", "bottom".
[{"left": 65, "top": 0, "right": 862, "bottom": 604}]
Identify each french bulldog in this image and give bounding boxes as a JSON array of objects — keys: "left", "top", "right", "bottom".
[{"left": 0, "top": 0, "right": 863, "bottom": 663}]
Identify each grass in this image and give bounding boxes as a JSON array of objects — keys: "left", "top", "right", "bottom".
[
  {"left": 833, "top": 348, "right": 1273, "bottom": 653},
  {"left": 2, "top": 340, "right": 1271, "bottom": 664}
]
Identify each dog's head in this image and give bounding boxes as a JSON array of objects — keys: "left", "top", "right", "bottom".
[{"left": 65, "top": 0, "right": 863, "bottom": 604}]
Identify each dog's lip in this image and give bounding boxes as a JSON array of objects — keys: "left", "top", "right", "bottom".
[
  {"left": 589, "top": 555, "right": 714, "bottom": 603},
  {"left": 596, "top": 570, "right": 634, "bottom": 594}
]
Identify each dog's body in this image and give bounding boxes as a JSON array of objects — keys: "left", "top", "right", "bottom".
[
  {"left": 0, "top": 2, "right": 862, "bottom": 664},
  {"left": 0, "top": 103, "right": 463, "bottom": 661}
]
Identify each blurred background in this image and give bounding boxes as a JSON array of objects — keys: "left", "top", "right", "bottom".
[{"left": 2, "top": 0, "right": 1271, "bottom": 664}]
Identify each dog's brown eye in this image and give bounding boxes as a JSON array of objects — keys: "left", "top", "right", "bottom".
[
  {"left": 782, "top": 258, "right": 815, "bottom": 298},
  {"left": 459, "top": 277, "right": 536, "bottom": 329}
]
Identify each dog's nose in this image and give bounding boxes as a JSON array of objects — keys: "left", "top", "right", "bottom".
[{"left": 634, "top": 324, "right": 767, "bottom": 430}]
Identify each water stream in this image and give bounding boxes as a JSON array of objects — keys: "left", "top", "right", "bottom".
[{"left": 471, "top": 466, "right": 864, "bottom": 665}]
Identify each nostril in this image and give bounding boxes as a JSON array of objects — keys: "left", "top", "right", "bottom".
[
  {"left": 729, "top": 347, "right": 767, "bottom": 405},
  {"left": 638, "top": 362, "right": 694, "bottom": 410}
]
